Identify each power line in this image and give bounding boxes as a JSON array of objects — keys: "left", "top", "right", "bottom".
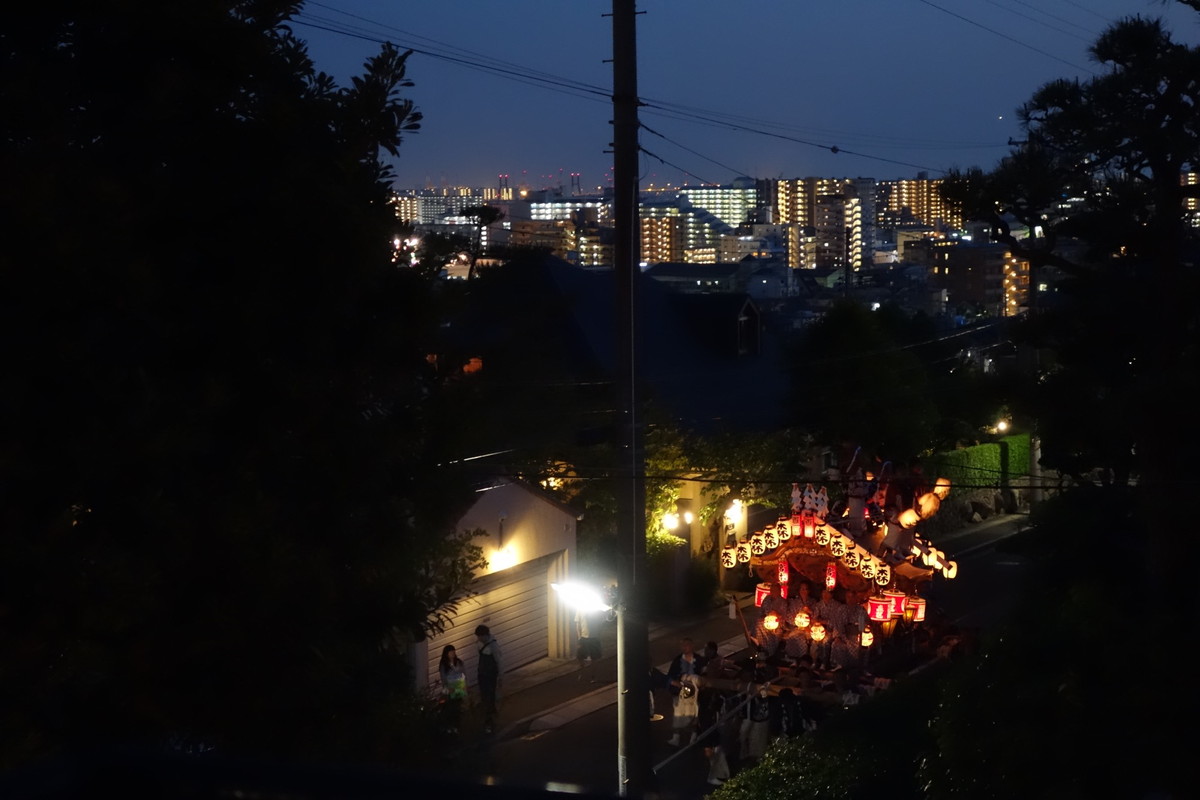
[
  {"left": 978, "top": 0, "right": 1095, "bottom": 43},
  {"left": 912, "top": 0, "right": 1097, "bottom": 74},
  {"left": 290, "top": 8, "right": 1004, "bottom": 179}
]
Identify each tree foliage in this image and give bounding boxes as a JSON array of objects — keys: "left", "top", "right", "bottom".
[{"left": 0, "top": 1, "right": 481, "bottom": 768}]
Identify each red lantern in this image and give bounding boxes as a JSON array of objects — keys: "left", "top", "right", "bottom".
[
  {"left": 867, "top": 595, "right": 891, "bottom": 622},
  {"left": 906, "top": 596, "right": 927, "bottom": 623},
  {"left": 883, "top": 589, "right": 907, "bottom": 618},
  {"left": 824, "top": 561, "right": 838, "bottom": 590},
  {"left": 754, "top": 582, "right": 772, "bottom": 607},
  {"left": 803, "top": 510, "right": 816, "bottom": 539},
  {"left": 777, "top": 559, "right": 790, "bottom": 585}
]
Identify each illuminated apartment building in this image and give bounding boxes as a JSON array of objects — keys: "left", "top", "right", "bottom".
[
  {"left": 770, "top": 178, "right": 873, "bottom": 270},
  {"left": 639, "top": 199, "right": 735, "bottom": 265},
  {"left": 393, "top": 191, "right": 485, "bottom": 225},
  {"left": 529, "top": 196, "right": 612, "bottom": 225},
  {"left": 877, "top": 175, "right": 962, "bottom": 231},
  {"left": 675, "top": 177, "right": 763, "bottom": 227},
  {"left": 1184, "top": 172, "right": 1199, "bottom": 228}
]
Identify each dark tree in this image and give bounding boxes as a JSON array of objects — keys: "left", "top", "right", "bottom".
[{"left": 0, "top": 1, "right": 483, "bottom": 768}]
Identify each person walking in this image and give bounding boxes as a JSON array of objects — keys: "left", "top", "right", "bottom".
[
  {"left": 474, "top": 624, "right": 502, "bottom": 734},
  {"left": 438, "top": 645, "right": 467, "bottom": 735}
]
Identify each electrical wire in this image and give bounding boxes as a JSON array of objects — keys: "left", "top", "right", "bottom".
[
  {"left": 977, "top": 0, "right": 1095, "bottom": 43},
  {"left": 912, "top": 0, "right": 1097, "bottom": 74}
]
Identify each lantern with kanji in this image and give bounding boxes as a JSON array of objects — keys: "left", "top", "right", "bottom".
[
  {"left": 843, "top": 548, "right": 860, "bottom": 570},
  {"left": 754, "top": 582, "right": 772, "bottom": 607},
  {"left": 763, "top": 613, "right": 780, "bottom": 631},
  {"left": 824, "top": 561, "right": 838, "bottom": 590},
  {"left": 750, "top": 531, "right": 766, "bottom": 556},
  {"left": 829, "top": 534, "right": 848, "bottom": 558},
  {"left": 736, "top": 540, "right": 751, "bottom": 563},
  {"left": 720, "top": 545, "right": 737, "bottom": 569},
  {"left": 867, "top": 595, "right": 891, "bottom": 622},
  {"left": 810, "top": 621, "right": 827, "bottom": 643},
  {"left": 764, "top": 527, "right": 780, "bottom": 550},
  {"left": 883, "top": 589, "right": 907, "bottom": 618},
  {"left": 777, "top": 558, "right": 790, "bottom": 586},
  {"left": 859, "top": 557, "right": 876, "bottom": 581},
  {"left": 776, "top": 518, "right": 792, "bottom": 542},
  {"left": 874, "top": 563, "right": 891, "bottom": 586},
  {"left": 793, "top": 608, "right": 812, "bottom": 628}
]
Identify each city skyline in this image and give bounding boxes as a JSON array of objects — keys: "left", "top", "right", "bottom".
[{"left": 297, "top": 0, "right": 1200, "bottom": 191}]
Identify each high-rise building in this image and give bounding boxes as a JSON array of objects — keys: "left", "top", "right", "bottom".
[
  {"left": 876, "top": 175, "right": 962, "bottom": 232},
  {"left": 1184, "top": 172, "right": 1199, "bottom": 228},
  {"left": 771, "top": 178, "right": 873, "bottom": 271},
  {"left": 674, "top": 176, "right": 763, "bottom": 228},
  {"left": 639, "top": 199, "right": 735, "bottom": 265}
]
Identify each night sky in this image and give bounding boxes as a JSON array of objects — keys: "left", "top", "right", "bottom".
[{"left": 295, "top": 1, "right": 1200, "bottom": 191}]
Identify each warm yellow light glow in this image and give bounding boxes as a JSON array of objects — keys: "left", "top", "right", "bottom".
[
  {"left": 763, "top": 613, "right": 780, "bottom": 631},
  {"left": 933, "top": 477, "right": 951, "bottom": 500},
  {"left": 683, "top": 511, "right": 695, "bottom": 525},
  {"left": 996, "top": 419, "right": 1009, "bottom": 433},
  {"left": 810, "top": 622, "right": 827, "bottom": 643},
  {"left": 794, "top": 609, "right": 812, "bottom": 628},
  {"left": 898, "top": 508, "right": 920, "bottom": 529},
  {"left": 661, "top": 512, "right": 680, "bottom": 530},
  {"left": 860, "top": 627, "right": 874, "bottom": 647},
  {"left": 916, "top": 492, "right": 941, "bottom": 519},
  {"left": 489, "top": 546, "right": 518, "bottom": 573}
]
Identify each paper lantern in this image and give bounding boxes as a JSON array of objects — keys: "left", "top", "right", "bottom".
[
  {"left": 916, "top": 492, "right": 941, "bottom": 519},
  {"left": 763, "top": 613, "right": 780, "bottom": 631},
  {"left": 883, "top": 589, "right": 907, "bottom": 617},
  {"left": 905, "top": 596, "right": 927, "bottom": 623},
  {"left": 933, "top": 477, "right": 951, "bottom": 500},
  {"left": 815, "top": 526, "right": 831, "bottom": 546},
  {"left": 859, "top": 557, "right": 876, "bottom": 581},
  {"left": 874, "top": 564, "right": 891, "bottom": 586},
  {"left": 777, "top": 559, "right": 790, "bottom": 585},
  {"left": 829, "top": 534, "right": 848, "bottom": 558},
  {"left": 736, "top": 540, "right": 751, "bottom": 563},
  {"left": 898, "top": 508, "right": 921, "bottom": 529},
  {"left": 942, "top": 560, "right": 958, "bottom": 580},
  {"left": 824, "top": 561, "right": 838, "bottom": 590},
  {"left": 750, "top": 532, "right": 766, "bottom": 556},
  {"left": 802, "top": 510, "right": 817, "bottom": 539},
  {"left": 843, "top": 548, "right": 860, "bottom": 570},
  {"left": 810, "top": 622, "right": 827, "bottom": 643},
  {"left": 777, "top": 518, "right": 792, "bottom": 541},
  {"left": 867, "top": 595, "right": 891, "bottom": 622},
  {"left": 794, "top": 608, "right": 812, "bottom": 628},
  {"left": 720, "top": 546, "right": 737, "bottom": 569},
  {"left": 860, "top": 626, "right": 875, "bottom": 648},
  {"left": 764, "top": 528, "right": 780, "bottom": 550}
]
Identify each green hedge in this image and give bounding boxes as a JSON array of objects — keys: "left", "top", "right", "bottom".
[{"left": 927, "top": 433, "right": 1029, "bottom": 492}]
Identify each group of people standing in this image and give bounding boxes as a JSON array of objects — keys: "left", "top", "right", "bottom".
[
  {"left": 437, "top": 624, "right": 503, "bottom": 737},
  {"left": 662, "top": 636, "right": 819, "bottom": 787}
]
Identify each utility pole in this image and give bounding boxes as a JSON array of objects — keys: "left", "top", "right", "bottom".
[{"left": 611, "top": 0, "right": 649, "bottom": 796}]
